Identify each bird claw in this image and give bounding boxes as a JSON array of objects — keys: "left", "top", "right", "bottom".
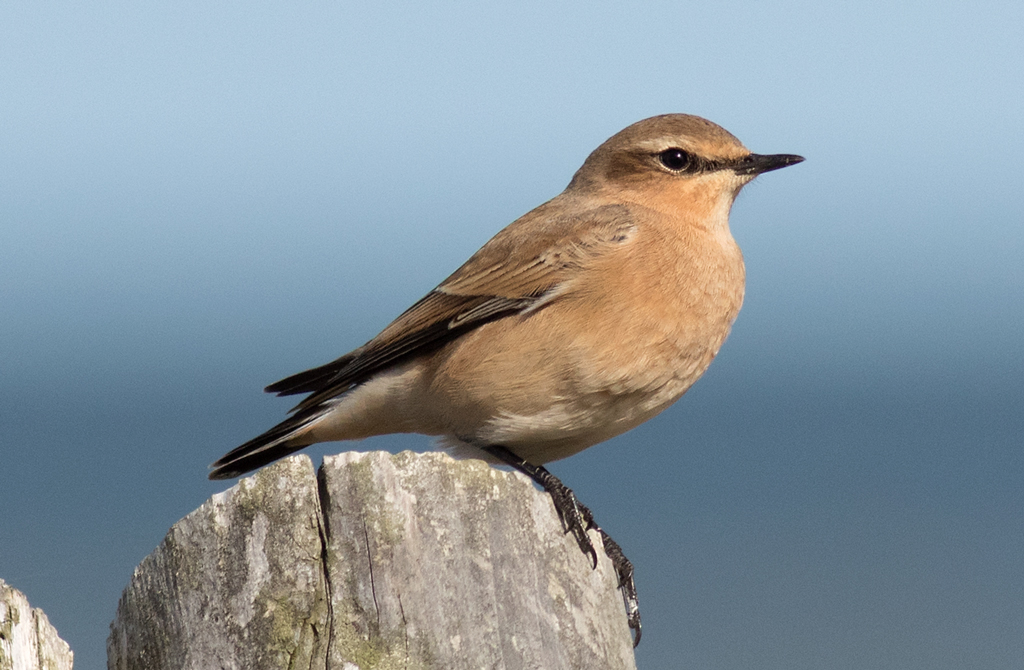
[
  {"left": 599, "top": 529, "right": 642, "bottom": 647},
  {"left": 537, "top": 467, "right": 641, "bottom": 644},
  {"left": 548, "top": 484, "right": 598, "bottom": 568},
  {"left": 479, "top": 445, "right": 642, "bottom": 645}
]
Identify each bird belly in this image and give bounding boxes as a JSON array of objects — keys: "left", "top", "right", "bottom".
[
  {"left": 424, "top": 286, "right": 738, "bottom": 463},
  {"left": 472, "top": 374, "right": 695, "bottom": 463}
]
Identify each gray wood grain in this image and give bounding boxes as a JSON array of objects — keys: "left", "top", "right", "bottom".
[
  {"left": 1, "top": 579, "right": 74, "bottom": 670},
  {"left": 107, "top": 455, "right": 328, "bottom": 670},
  {"left": 108, "top": 452, "right": 637, "bottom": 670}
]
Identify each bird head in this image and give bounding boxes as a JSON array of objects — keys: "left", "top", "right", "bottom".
[{"left": 567, "top": 114, "right": 803, "bottom": 225}]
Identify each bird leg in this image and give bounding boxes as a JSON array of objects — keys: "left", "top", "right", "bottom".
[{"left": 479, "top": 444, "right": 642, "bottom": 647}]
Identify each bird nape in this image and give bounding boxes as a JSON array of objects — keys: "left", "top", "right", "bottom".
[{"left": 210, "top": 113, "right": 804, "bottom": 646}]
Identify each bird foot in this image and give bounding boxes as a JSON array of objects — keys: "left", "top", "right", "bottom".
[
  {"left": 479, "top": 444, "right": 642, "bottom": 647},
  {"left": 597, "top": 529, "right": 642, "bottom": 646},
  {"left": 533, "top": 466, "right": 598, "bottom": 567}
]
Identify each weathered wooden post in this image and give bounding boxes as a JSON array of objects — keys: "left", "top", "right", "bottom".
[{"left": 108, "top": 452, "right": 637, "bottom": 670}]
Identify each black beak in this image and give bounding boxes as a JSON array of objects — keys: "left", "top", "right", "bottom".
[{"left": 732, "top": 153, "right": 805, "bottom": 176}]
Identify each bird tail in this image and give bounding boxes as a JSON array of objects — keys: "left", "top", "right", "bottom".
[{"left": 208, "top": 407, "right": 327, "bottom": 480}]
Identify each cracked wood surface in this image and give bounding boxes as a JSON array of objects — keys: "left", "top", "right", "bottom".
[{"left": 108, "top": 452, "right": 637, "bottom": 670}]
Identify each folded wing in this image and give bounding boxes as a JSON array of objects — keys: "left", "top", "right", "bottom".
[{"left": 209, "top": 204, "right": 634, "bottom": 479}]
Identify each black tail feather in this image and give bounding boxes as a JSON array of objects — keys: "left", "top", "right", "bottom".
[
  {"left": 264, "top": 351, "right": 357, "bottom": 397},
  {"left": 208, "top": 441, "right": 311, "bottom": 480},
  {"left": 208, "top": 411, "right": 322, "bottom": 480}
]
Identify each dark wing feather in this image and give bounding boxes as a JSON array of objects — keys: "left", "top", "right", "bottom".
[{"left": 266, "top": 204, "right": 636, "bottom": 413}]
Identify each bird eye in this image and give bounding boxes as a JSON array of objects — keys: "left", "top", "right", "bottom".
[{"left": 657, "top": 148, "right": 692, "bottom": 172}]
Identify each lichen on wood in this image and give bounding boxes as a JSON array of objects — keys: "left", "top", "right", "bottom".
[{"left": 108, "top": 452, "right": 636, "bottom": 670}]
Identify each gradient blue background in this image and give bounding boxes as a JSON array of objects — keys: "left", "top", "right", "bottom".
[{"left": 2, "top": 2, "right": 1022, "bottom": 668}]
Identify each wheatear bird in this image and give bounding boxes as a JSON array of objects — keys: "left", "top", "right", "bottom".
[{"left": 211, "top": 114, "right": 803, "bottom": 645}]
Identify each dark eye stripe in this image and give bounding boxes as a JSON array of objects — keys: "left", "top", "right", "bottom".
[{"left": 655, "top": 148, "right": 730, "bottom": 174}]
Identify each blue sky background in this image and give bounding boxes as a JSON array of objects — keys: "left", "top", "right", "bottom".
[{"left": 2, "top": 2, "right": 1022, "bottom": 668}]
